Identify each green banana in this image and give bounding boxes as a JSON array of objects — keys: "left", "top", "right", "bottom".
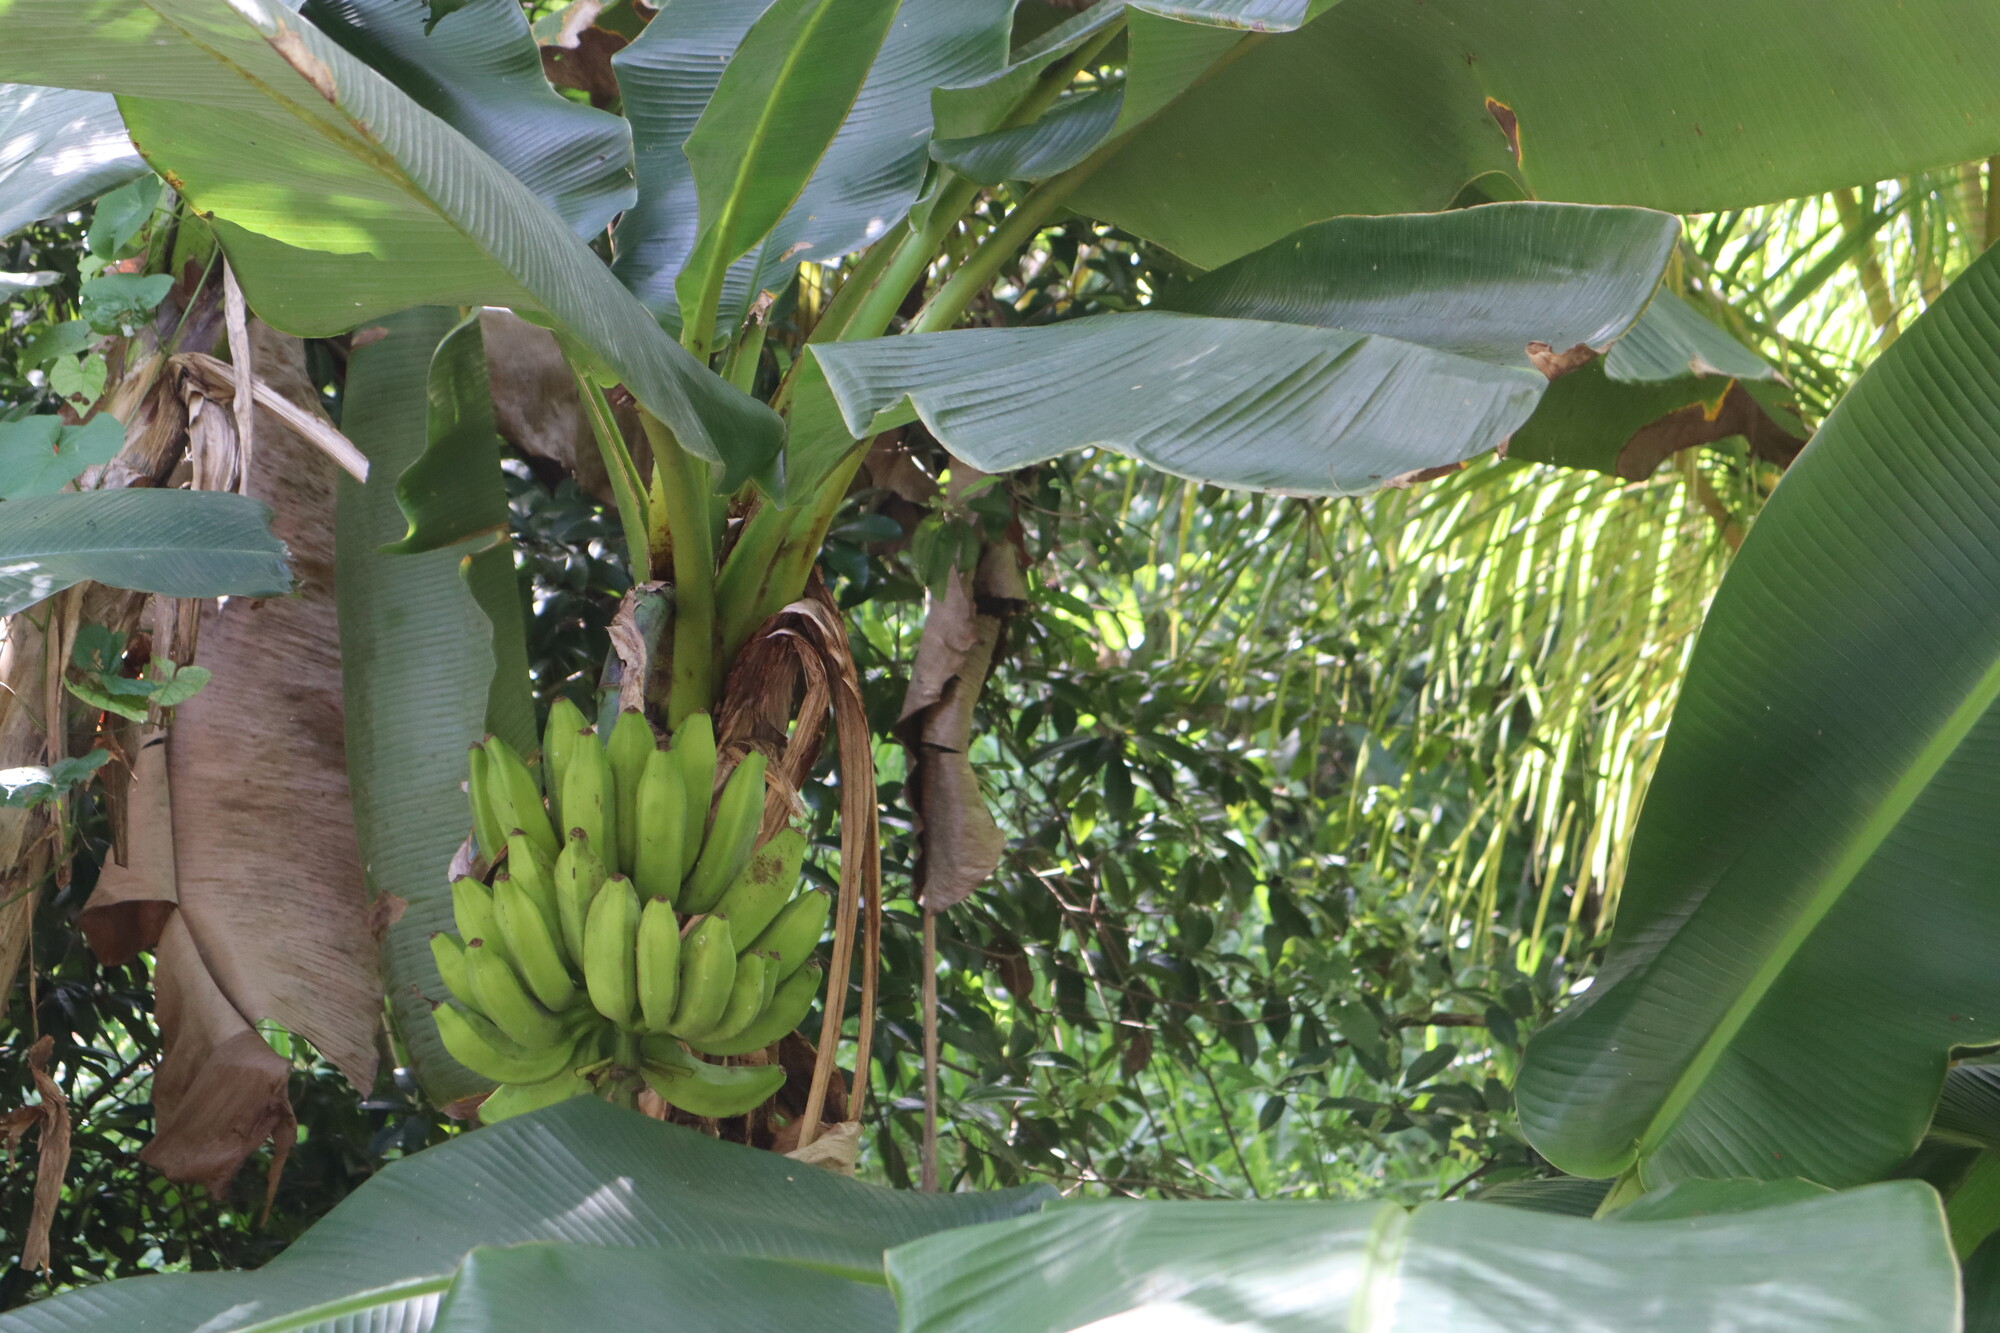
[
  {"left": 435, "top": 1003, "right": 577, "bottom": 1084},
  {"left": 686, "top": 962, "right": 823, "bottom": 1057},
  {"left": 711, "top": 827, "right": 807, "bottom": 947},
  {"left": 702, "top": 950, "right": 770, "bottom": 1046},
  {"left": 465, "top": 938, "right": 566, "bottom": 1048},
  {"left": 582, "top": 874, "right": 641, "bottom": 1026},
  {"left": 679, "top": 751, "right": 767, "bottom": 915},
  {"left": 563, "top": 735, "right": 618, "bottom": 875},
  {"left": 542, "top": 696, "right": 590, "bottom": 830},
  {"left": 484, "top": 735, "right": 559, "bottom": 861},
  {"left": 494, "top": 873, "right": 581, "bottom": 1012},
  {"left": 638, "top": 1045, "right": 785, "bottom": 1119},
  {"left": 450, "top": 877, "right": 510, "bottom": 966},
  {"left": 631, "top": 747, "right": 686, "bottom": 906},
  {"left": 504, "top": 830, "right": 562, "bottom": 941},
  {"left": 670, "top": 713, "right": 716, "bottom": 879},
  {"left": 668, "top": 914, "right": 735, "bottom": 1038},
  {"left": 605, "top": 709, "right": 655, "bottom": 872},
  {"left": 748, "top": 887, "right": 830, "bottom": 981},
  {"left": 430, "top": 931, "right": 470, "bottom": 1004},
  {"left": 480, "top": 1066, "right": 592, "bottom": 1124},
  {"left": 554, "top": 834, "right": 609, "bottom": 970},
  {"left": 467, "top": 745, "right": 508, "bottom": 863},
  {"left": 635, "top": 895, "right": 682, "bottom": 1032}
]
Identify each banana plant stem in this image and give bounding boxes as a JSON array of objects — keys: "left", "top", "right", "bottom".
[
  {"left": 640, "top": 412, "right": 718, "bottom": 726},
  {"left": 716, "top": 448, "right": 870, "bottom": 660}
]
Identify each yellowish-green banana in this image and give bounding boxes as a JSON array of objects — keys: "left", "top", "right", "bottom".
[
  {"left": 702, "top": 949, "right": 770, "bottom": 1046},
  {"left": 563, "top": 735, "right": 618, "bottom": 875},
  {"left": 670, "top": 713, "right": 716, "bottom": 879},
  {"left": 484, "top": 736, "right": 559, "bottom": 861},
  {"left": 605, "top": 709, "right": 654, "bottom": 872},
  {"left": 430, "top": 931, "right": 469, "bottom": 1003},
  {"left": 631, "top": 747, "right": 686, "bottom": 906},
  {"left": 451, "top": 877, "right": 510, "bottom": 964},
  {"left": 467, "top": 746, "right": 508, "bottom": 863},
  {"left": 637, "top": 1045, "right": 785, "bottom": 1119},
  {"left": 686, "top": 962, "right": 822, "bottom": 1057},
  {"left": 680, "top": 752, "right": 767, "bottom": 915},
  {"left": 748, "top": 887, "right": 829, "bottom": 981},
  {"left": 582, "top": 874, "right": 641, "bottom": 1026},
  {"left": 669, "top": 914, "right": 735, "bottom": 1038},
  {"left": 635, "top": 895, "right": 681, "bottom": 1032},
  {"left": 554, "top": 834, "right": 608, "bottom": 970},
  {"left": 465, "top": 938, "right": 565, "bottom": 1048},
  {"left": 435, "top": 1003, "right": 579, "bottom": 1084},
  {"left": 712, "top": 827, "right": 806, "bottom": 947},
  {"left": 494, "top": 873, "right": 581, "bottom": 1012},
  {"left": 542, "top": 696, "right": 590, "bottom": 830}
]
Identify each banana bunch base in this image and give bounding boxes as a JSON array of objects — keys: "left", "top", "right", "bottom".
[{"left": 434, "top": 705, "right": 832, "bottom": 1124}]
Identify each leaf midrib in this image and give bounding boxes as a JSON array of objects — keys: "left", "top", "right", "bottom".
[{"left": 1633, "top": 643, "right": 2000, "bottom": 1167}]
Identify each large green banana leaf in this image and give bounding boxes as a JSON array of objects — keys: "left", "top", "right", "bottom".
[
  {"left": 0, "top": 489, "right": 290, "bottom": 616},
  {"left": 0, "top": 1100, "right": 1050, "bottom": 1333},
  {"left": 884, "top": 1183, "right": 1955, "bottom": 1332},
  {"left": 0, "top": 85, "right": 146, "bottom": 242},
  {"left": 1069, "top": 0, "right": 2000, "bottom": 266},
  {"left": 0, "top": 0, "right": 779, "bottom": 484},
  {"left": 805, "top": 203, "right": 1689, "bottom": 495},
  {"left": 1515, "top": 239, "right": 2000, "bottom": 1189},
  {"left": 335, "top": 307, "right": 532, "bottom": 1107},
  {"left": 612, "top": 0, "right": 1012, "bottom": 339},
  {"left": 301, "top": 0, "right": 635, "bottom": 237}
]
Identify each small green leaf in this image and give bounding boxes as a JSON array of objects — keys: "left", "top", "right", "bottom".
[
  {"left": 1403, "top": 1043, "right": 1459, "bottom": 1089},
  {"left": 21, "top": 320, "right": 90, "bottom": 367},
  {"left": 0, "top": 748, "right": 108, "bottom": 808},
  {"left": 0, "top": 413, "right": 123, "bottom": 499},
  {"left": 70, "top": 623, "right": 125, "bottom": 673},
  {"left": 47, "top": 352, "right": 108, "bottom": 405},
  {"left": 85, "top": 173, "right": 162, "bottom": 258},
  {"left": 64, "top": 674, "right": 151, "bottom": 722},
  {"left": 148, "top": 661, "right": 211, "bottom": 709},
  {"left": 78, "top": 272, "right": 171, "bottom": 334}
]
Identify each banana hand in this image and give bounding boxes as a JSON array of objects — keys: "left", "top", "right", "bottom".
[
  {"left": 711, "top": 827, "right": 807, "bottom": 947},
  {"left": 436, "top": 1003, "right": 577, "bottom": 1084},
  {"left": 680, "top": 751, "right": 767, "bottom": 915},
  {"left": 686, "top": 962, "right": 822, "bottom": 1057},
  {"left": 748, "top": 887, "right": 830, "bottom": 981},
  {"left": 638, "top": 1046, "right": 785, "bottom": 1119},
  {"left": 465, "top": 938, "right": 566, "bottom": 1048}
]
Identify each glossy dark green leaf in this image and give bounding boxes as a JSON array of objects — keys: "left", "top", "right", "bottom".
[
  {"left": 5, "top": 1100, "right": 1049, "bottom": 1332},
  {"left": 335, "top": 307, "right": 532, "bottom": 1105},
  {"left": 886, "top": 1184, "right": 1955, "bottom": 1331},
  {"left": 380, "top": 311, "right": 511, "bottom": 554},
  {"left": 1072, "top": 0, "right": 2000, "bottom": 266},
  {"left": 930, "top": 85, "right": 1121, "bottom": 186},
  {"left": 1516, "top": 239, "right": 2000, "bottom": 1189},
  {"left": 0, "top": 0, "right": 778, "bottom": 484},
  {"left": 0, "top": 84, "right": 146, "bottom": 241},
  {"left": 303, "top": 0, "right": 635, "bottom": 237},
  {"left": 811, "top": 204, "right": 1681, "bottom": 496},
  {"left": 0, "top": 489, "right": 291, "bottom": 615}
]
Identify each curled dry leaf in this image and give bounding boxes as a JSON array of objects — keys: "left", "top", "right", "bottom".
[
  {"left": 1, "top": 1035, "right": 71, "bottom": 1276},
  {"left": 894, "top": 464, "right": 1027, "bottom": 913}
]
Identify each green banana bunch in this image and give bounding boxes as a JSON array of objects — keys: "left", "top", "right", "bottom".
[{"left": 441, "top": 709, "right": 832, "bottom": 1126}]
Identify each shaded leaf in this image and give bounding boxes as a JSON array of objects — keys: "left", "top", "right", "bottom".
[
  {"left": 1072, "top": 0, "right": 2000, "bottom": 266},
  {"left": 381, "top": 311, "right": 511, "bottom": 553},
  {"left": 0, "top": 489, "right": 291, "bottom": 616},
  {"left": 303, "top": 0, "right": 635, "bottom": 236},
  {"left": 0, "top": 84, "right": 147, "bottom": 242},
  {"left": 336, "top": 307, "right": 534, "bottom": 1105}
]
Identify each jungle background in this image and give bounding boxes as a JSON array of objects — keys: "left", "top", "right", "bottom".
[{"left": 0, "top": 12, "right": 1979, "bottom": 1300}]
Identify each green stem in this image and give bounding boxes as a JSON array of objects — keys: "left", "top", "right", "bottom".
[
  {"left": 905, "top": 173, "right": 1086, "bottom": 334},
  {"left": 805, "top": 222, "right": 909, "bottom": 346},
  {"left": 1593, "top": 1168, "right": 1645, "bottom": 1217},
  {"left": 722, "top": 317, "right": 769, "bottom": 395},
  {"left": 640, "top": 412, "right": 718, "bottom": 726},
  {"left": 564, "top": 350, "right": 653, "bottom": 575},
  {"left": 716, "top": 449, "right": 870, "bottom": 659}
]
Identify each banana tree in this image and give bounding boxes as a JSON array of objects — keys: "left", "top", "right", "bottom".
[{"left": 8, "top": 0, "right": 2000, "bottom": 1294}]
